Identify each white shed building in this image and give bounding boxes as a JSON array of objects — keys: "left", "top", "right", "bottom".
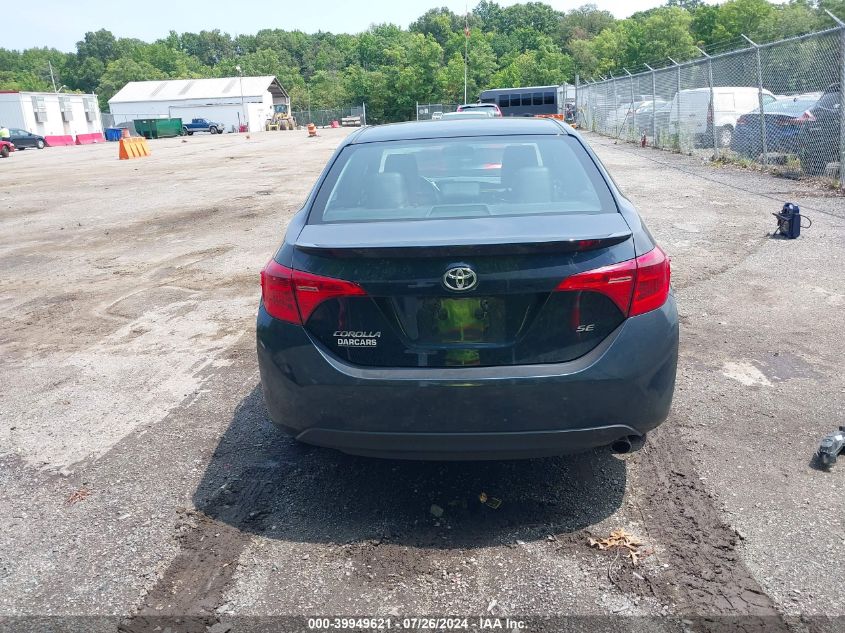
[
  {"left": 0, "top": 91, "right": 102, "bottom": 140},
  {"left": 107, "top": 76, "right": 290, "bottom": 133}
]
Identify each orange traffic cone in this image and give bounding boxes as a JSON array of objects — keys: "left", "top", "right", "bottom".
[{"left": 307, "top": 123, "right": 317, "bottom": 137}]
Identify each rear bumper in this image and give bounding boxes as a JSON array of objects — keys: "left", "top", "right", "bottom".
[{"left": 256, "top": 297, "right": 678, "bottom": 460}]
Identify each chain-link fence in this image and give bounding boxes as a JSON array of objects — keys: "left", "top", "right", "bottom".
[
  {"left": 577, "top": 25, "right": 845, "bottom": 184},
  {"left": 291, "top": 104, "right": 367, "bottom": 128},
  {"left": 416, "top": 103, "right": 460, "bottom": 120}
]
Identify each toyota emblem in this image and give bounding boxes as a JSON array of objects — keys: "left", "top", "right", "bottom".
[{"left": 442, "top": 266, "right": 478, "bottom": 292}]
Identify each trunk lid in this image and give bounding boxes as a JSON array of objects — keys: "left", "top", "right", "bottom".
[{"left": 292, "top": 214, "right": 635, "bottom": 368}]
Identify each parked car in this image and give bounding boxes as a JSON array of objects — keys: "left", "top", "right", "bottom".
[
  {"left": 457, "top": 103, "right": 503, "bottom": 117},
  {"left": 257, "top": 118, "right": 678, "bottom": 460},
  {"left": 730, "top": 96, "right": 818, "bottom": 158},
  {"left": 668, "top": 87, "right": 777, "bottom": 147},
  {"left": 606, "top": 100, "right": 667, "bottom": 132},
  {"left": 182, "top": 118, "right": 224, "bottom": 135},
  {"left": 798, "top": 83, "right": 841, "bottom": 175},
  {"left": 0, "top": 139, "right": 15, "bottom": 158},
  {"left": 6, "top": 128, "right": 46, "bottom": 149}
]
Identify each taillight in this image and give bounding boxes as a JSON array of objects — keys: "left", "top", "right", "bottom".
[
  {"left": 783, "top": 111, "right": 815, "bottom": 125},
  {"left": 556, "top": 259, "right": 636, "bottom": 314},
  {"left": 261, "top": 260, "right": 299, "bottom": 323},
  {"left": 629, "top": 247, "right": 671, "bottom": 316},
  {"left": 260, "top": 260, "right": 366, "bottom": 324},
  {"left": 291, "top": 268, "right": 367, "bottom": 322},
  {"left": 556, "top": 247, "right": 670, "bottom": 317}
]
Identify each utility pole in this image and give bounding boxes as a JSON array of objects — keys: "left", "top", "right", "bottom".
[
  {"left": 48, "top": 61, "right": 58, "bottom": 93},
  {"left": 463, "top": 8, "right": 470, "bottom": 104},
  {"left": 235, "top": 65, "right": 247, "bottom": 132}
]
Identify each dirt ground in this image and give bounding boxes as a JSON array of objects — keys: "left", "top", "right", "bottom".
[{"left": 1, "top": 128, "right": 843, "bottom": 633}]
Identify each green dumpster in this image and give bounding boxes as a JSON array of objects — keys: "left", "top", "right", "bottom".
[{"left": 133, "top": 118, "right": 184, "bottom": 139}]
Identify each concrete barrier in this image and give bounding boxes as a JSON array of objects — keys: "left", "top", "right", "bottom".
[
  {"left": 44, "top": 135, "right": 74, "bottom": 147},
  {"left": 76, "top": 132, "right": 105, "bottom": 145}
]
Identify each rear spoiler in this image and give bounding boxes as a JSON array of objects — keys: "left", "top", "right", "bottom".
[{"left": 295, "top": 234, "right": 631, "bottom": 258}]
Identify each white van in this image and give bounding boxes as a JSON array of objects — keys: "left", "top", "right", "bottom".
[{"left": 669, "top": 87, "right": 777, "bottom": 147}]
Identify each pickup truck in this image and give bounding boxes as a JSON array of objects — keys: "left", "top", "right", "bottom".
[{"left": 182, "top": 118, "right": 225, "bottom": 135}]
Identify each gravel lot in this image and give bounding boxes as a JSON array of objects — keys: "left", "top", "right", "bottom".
[{"left": 0, "top": 128, "right": 843, "bottom": 632}]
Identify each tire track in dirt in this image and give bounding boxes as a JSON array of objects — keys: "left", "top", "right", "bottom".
[
  {"left": 619, "top": 427, "right": 789, "bottom": 632},
  {"left": 117, "top": 494, "right": 262, "bottom": 632}
]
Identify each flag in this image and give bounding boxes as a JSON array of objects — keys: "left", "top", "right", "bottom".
[{"left": 464, "top": 13, "right": 470, "bottom": 38}]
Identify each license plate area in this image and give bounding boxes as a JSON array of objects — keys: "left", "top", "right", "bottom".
[{"left": 413, "top": 296, "right": 507, "bottom": 345}]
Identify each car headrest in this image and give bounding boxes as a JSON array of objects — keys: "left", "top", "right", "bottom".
[
  {"left": 366, "top": 172, "right": 408, "bottom": 209},
  {"left": 384, "top": 153, "right": 419, "bottom": 180},
  {"left": 501, "top": 145, "right": 539, "bottom": 188},
  {"left": 512, "top": 166, "right": 552, "bottom": 203}
]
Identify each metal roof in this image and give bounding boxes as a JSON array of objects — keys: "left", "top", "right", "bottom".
[
  {"left": 351, "top": 118, "right": 569, "bottom": 144},
  {"left": 108, "top": 76, "right": 288, "bottom": 104}
]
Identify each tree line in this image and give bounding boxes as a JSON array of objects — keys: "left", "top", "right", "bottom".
[{"left": 2, "top": 0, "right": 845, "bottom": 124}]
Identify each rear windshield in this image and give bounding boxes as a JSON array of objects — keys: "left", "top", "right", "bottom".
[
  {"left": 309, "top": 135, "right": 616, "bottom": 223},
  {"left": 754, "top": 99, "right": 817, "bottom": 115}
]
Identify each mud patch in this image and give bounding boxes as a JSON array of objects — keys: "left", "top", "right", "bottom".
[
  {"left": 619, "top": 430, "right": 788, "bottom": 629},
  {"left": 118, "top": 508, "right": 253, "bottom": 633}
]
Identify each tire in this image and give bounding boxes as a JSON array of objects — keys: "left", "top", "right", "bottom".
[
  {"left": 36, "top": 139, "right": 45, "bottom": 149},
  {"left": 1, "top": 146, "right": 9, "bottom": 158},
  {"left": 799, "top": 149, "right": 825, "bottom": 176},
  {"left": 717, "top": 125, "right": 733, "bottom": 148},
  {"left": 182, "top": 127, "right": 189, "bottom": 136},
  {"left": 209, "top": 127, "right": 218, "bottom": 135}
]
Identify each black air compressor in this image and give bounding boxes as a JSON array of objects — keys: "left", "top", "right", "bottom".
[{"left": 773, "top": 202, "right": 810, "bottom": 239}]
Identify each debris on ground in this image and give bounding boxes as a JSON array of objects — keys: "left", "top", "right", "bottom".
[
  {"left": 478, "top": 492, "right": 502, "bottom": 509},
  {"left": 588, "top": 528, "right": 644, "bottom": 564},
  {"left": 813, "top": 427, "right": 845, "bottom": 470},
  {"left": 429, "top": 504, "right": 444, "bottom": 518},
  {"left": 64, "top": 487, "right": 91, "bottom": 506}
]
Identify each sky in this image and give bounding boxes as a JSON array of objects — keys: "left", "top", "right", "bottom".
[{"left": 11, "top": 0, "right": 664, "bottom": 52}]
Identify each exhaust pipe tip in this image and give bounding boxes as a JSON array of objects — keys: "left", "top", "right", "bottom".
[
  {"left": 611, "top": 434, "right": 646, "bottom": 454},
  {"left": 611, "top": 438, "right": 632, "bottom": 454}
]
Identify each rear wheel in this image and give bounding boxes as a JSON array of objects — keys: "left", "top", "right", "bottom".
[
  {"left": 1, "top": 146, "right": 9, "bottom": 158},
  {"left": 717, "top": 125, "right": 733, "bottom": 148},
  {"left": 799, "top": 148, "right": 825, "bottom": 176}
]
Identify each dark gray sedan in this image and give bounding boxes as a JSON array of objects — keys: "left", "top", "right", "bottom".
[
  {"left": 257, "top": 118, "right": 678, "bottom": 460},
  {"left": 7, "top": 128, "right": 46, "bottom": 149}
]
